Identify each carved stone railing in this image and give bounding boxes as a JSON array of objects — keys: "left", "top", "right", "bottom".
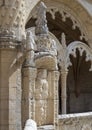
[{"left": 58, "top": 112, "right": 92, "bottom": 130}]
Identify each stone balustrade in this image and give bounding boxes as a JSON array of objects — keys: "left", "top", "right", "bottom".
[{"left": 58, "top": 112, "right": 92, "bottom": 130}]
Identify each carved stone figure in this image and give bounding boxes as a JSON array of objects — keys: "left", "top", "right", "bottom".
[
  {"left": 25, "top": 31, "right": 36, "bottom": 67},
  {"left": 24, "top": 119, "right": 37, "bottom": 130},
  {"left": 35, "top": 69, "right": 48, "bottom": 126}
]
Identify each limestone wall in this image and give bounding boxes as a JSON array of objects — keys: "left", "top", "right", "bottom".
[{"left": 58, "top": 112, "right": 92, "bottom": 130}]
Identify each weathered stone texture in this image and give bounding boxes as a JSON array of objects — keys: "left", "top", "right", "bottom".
[
  {"left": 0, "top": 0, "right": 92, "bottom": 130},
  {"left": 58, "top": 113, "right": 92, "bottom": 130}
]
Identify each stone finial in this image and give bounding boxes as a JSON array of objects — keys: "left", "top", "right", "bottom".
[
  {"left": 61, "top": 33, "right": 66, "bottom": 49},
  {"left": 35, "top": 2, "right": 48, "bottom": 35}
]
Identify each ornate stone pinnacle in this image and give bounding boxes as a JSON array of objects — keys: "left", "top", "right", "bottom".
[
  {"left": 61, "top": 33, "right": 66, "bottom": 49},
  {"left": 35, "top": 2, "right": 48, "bottom": 36}
]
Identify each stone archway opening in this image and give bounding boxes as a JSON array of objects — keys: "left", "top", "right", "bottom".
[
  {"left": 67, "top": 50, "right": 92, "bottom": 114},
  {"left": 58, "top": 39, "right": 92, "bottom": 114}
]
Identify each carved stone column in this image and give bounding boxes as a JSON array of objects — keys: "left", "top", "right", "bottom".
[
  {"left": 22, "top": 67, "right": 37, "bottom": 128},
  {"left": 44, "top": 70, "right": 59, "bottom": 129},
  {"left": 51, "top": 71, "right": 59, "bottom": 128},
  {"left": 61, "top": 70, "right": 68, "bottom": 114}
]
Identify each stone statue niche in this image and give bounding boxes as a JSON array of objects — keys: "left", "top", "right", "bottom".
[
  {"left": 34, "top": 2, "right": 59, "bottom": 127},
  {"left": 22, "top": 29, "right": 59, "bottom": 127},
  {"left": 22, "top": 2, "right": 59, "bottom": 128}
]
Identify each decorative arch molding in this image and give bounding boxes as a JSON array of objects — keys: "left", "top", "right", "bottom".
[
  {"left": 46, "top": 6, "right": 88, "bottom": 41},
  {"left": 27, "top": 0, "right": 92, "bottom": 45},
  {"left": 67, "top": 41, "right": 92, "bottom": 70},
  {"left": 48, "top": 31, "right": 92, "bottom": 72},
  {"left": 43, "top": 0, "right": 92, "bottom": 44},
  {"left": 58, "top": 33, "right": 92, "bottom": 72},
  {"left": 32, "top": 5, "right": 88, "bottom": 41}
]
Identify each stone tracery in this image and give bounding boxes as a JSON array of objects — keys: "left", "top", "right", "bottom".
[{"left": 30, "top": 4, "right": 88, "bottom": 42}]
